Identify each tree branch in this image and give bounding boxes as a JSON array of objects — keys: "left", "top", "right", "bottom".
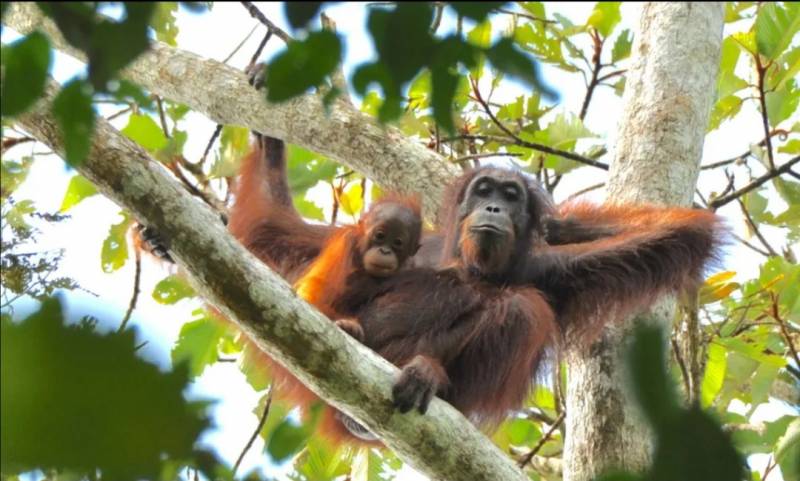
[
  {"left": 708, "top": 156, "right": 800, "bottom": 209},
  {"left": 16, "top": 79, "right": 529, "bottom": 481},
  {"left": 4, "top": 3, "right": 459, "bottom": 219}
]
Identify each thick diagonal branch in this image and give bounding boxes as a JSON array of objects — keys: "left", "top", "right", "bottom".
[
  {"left": 4, "top": 3, "right": 459, "bottom": 218},
  {"left": 15, "top": 79, "right": 528, "bottom": 481}
]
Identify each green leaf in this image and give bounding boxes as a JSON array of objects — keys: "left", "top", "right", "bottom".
[
  {"left": 765, "top": 78, "right": 799, "bottom": 127},
  {"left": 293, "top": 436, "right": 351, "bottom": 481},
  {"left": 60, "top": 175, "right": 98, "bottom": 212},
  {"left": 449, "top": 2, "right": 504, "bottom": 22},
  {"left": 430, "top": 65, "right": 459, "bottom": 134},
  {"left": 611, "top": 29, "right": 632, "bottom": 63},
  {"left": 172, "top": 312, "right": 228, "bottom": 378},
  {"left": 266, "top": 30, "right": 342, "bottom": 102},
  {"left": 486, "top": 38, "right": 556, "bottom": 99},
  {"left": 716, "top": 36, "right": 748, "bottom": 99},
  {"left": 0, "top": 31, "right": 52, "bottom": 117},
  {"left": 467, "top": 19, "right": 492, "bottom": 79},
  {"left": 351, "top": 447, "right": 384, "bottom": 481},
  {"left": 121, "top": 113, "right": 169, "bottom": 152},
  {"left": 40, "top": 3, "right": 155, "bottom": 90},
  {"left": 0, "top": 297, "right": 210, "bottom": 479},
  {"left": 286, "top": 144, "right": 339, "bottom": 195},
  {"left": 268, "top": 419, "right": 311, "bottom": 463},
  {"left": 101, "top": 211, "right": 131, "bottom": 273},
  {"left": 52, "top": 79, "right": 96, "bottom": 166},
  {"left": 627, "top": 324, "right": 677, "bottom": 429},
  {"left": 152, "top": 275, "right": 196, "bottom": 304},
  {"left": 1, "top": 157, "right": 34, "bottom": 200},
  {"left": 587, "top": 2, "right": 621, "bottom": 38},
  {"left": 755, "top": 2, "right": 800, "bottom": 60},
  {"left": 293, "top": 196, "right": 325, "bottom": 222},
  {"left": 700, "top": 342, "right": 727, "bottom": 407},
  {"left": 285, "top": 2, "right": 323, "bottom": 29},
  {"left": 708, "top": 95, "right": 742, "bottom": 132},
  {"left": 150, "top": 2, "right": 179, "bottom": 46},
  {"left": 776, "top": 418, "right": 800, "bottom": 481}
]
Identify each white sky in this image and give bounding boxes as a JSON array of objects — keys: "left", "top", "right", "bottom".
[{"left": 2, "top": 2, "right": 797, "bottom": 480}]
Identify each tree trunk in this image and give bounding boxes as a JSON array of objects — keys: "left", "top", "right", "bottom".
[{"left": 562, "top": 4, "right": 724, "bottom": 481}]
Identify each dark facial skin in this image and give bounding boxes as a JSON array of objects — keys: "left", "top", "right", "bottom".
[
  {"left": 457, "top": 172, "right": 529, "bottom": 275},
  {"left": 359, "top": 204, "right": 421, "bottom": 277}
]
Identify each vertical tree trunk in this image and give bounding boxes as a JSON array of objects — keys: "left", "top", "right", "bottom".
[{"left": 562, "top": 4, "right": 724, "bottom": 481}]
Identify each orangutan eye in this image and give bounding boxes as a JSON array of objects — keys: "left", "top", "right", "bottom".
[
  {"left": 374, "top": 231, "right": 386, "bottom": 242},
  {"left": 475, "top": 181, "right": 492, "bottom": 197},
  {"left": 504, "top": 187, "right": 520, "bottom": 202},
  {"left": 392, "top": 238, "right": 404, "bottom": 248}
]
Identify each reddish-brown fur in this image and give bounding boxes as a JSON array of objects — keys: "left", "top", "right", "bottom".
[{"left": 228, "top": 141, "right": 726, "bottom": 445}]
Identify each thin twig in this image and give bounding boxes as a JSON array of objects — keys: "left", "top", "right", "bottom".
[
  {"left": 755, "top": 55, "right": 775, "bottom": 170},
  {"left": 518, "top": 412, "right": 566, "bottom": 469},
  {"left": 469, "top": 80, "right": 609, "bottom": 170},
  {"left": 737, "top": 197, "right": 778, "bottom": 257},
  {"left": 106, "top": 106, "right": 133, "bottom": 122},
  {"left": 223, "top": 23, "right": 259, "bottom": 64},
  {"left": 198, "top": 125, "right": 223, "bottom": 168},
  {"left": 248, "top": 29, "right": 273, "bottom": 69},
  {"left": 708, "top": 156, "right": 800, "bottom": 209},
  {"left": 155, "top": 96, "right": 171, "bottom": 138},
  {"left": 700, "top": 129, "right": 788, "bottom": 170},
  {"left": 1, "top": 136, "right": 35, "bottom": 153},
  {"left": 450, "top": 152, "right": 522, "bottom": 164},
  {"left": 430, "top": 2, "right": 444, "bottom": 34},
  {"left": 240, "top": 1, "right": 293, "bottom": 43},
  {"left": 596, "top": 69, "right": 626, "bottom": 83},
  {"left": 671, "top": 337, "right": 692, "bottom": 401},
  {"left": 233, "top": 388, "right": 273, "bottom": 476},
  {"left": 731, "top": 232, "right": 771, "bottom": 257},
  {"left": 771, "top": 295, "right": 800, "bottom": 381},
  {"left": 492, "top": 7, "right": 555, "bottom": 24},
  {"left": 119, "top": 246, "right": 142, "bottom": 332},
  {"left": 566, "top": 182, "right": 605, "bottom": 202},
  {"left": 579, "top": 29, "right": 603, "bottom": 121}
]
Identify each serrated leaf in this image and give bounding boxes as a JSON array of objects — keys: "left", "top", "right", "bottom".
[
  {"left": 268, "top": 419, "right": 310, "bottom": 463},
  {"left": 172, "top": 314, "right": 228, "bottom": 378},
  {"left": 708, "top": 95, "right": 742, "bottom": 132},
  {"left": 152, "top": 275, "right": 196, "bottom": 304},
  {"left": 101, "top": 211, "right": 131, "bottom": 273},
  {"left": 266, "top": 30, "right": 342, "bottom": 102},
  {"left": 776, "top": 418, "right": 800, "bottom": 481},
  {"left": 150, "top": 2, "right": 179, "bottom": 46},
  {"left": 611, "top": 28, "right": 631, "bottom": 63},
  {"left": 52, "top": 79, "right": 96, "bottom": 166},
  {"left": 700, "top": 342, "right": 727, "bottom": 407},
  {"left": 1, "top": 31, "right": 52, "bottom": 117},
  {"left": 60, "top": 175, "right": 98, "bottom": 212},
  {"left": 765, "top": 79, "right": 799, "bottom": 127},
  {"left": 755, "top": 2, "right": 800, "bottom": 60},
  {"left": 121, "top": 114, "right": 169, "bottom": 152},
  {"left": 587, "top": 2, "right": 621, "bottom": 38}
]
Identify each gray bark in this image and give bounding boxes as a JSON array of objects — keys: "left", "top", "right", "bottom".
[
  {"left": 563, "top": 4, "right": 725, "bottom": 481},
  {"left": 15, "top": 79, "right": 527, "bottom": 481},
  {"left": 3, "top": 2, "right": 459, "bottom": 219}
]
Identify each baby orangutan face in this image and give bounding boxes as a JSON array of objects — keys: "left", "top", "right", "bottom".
[{"left": 358, "top": 203, "right": 422, "bottom": 277}]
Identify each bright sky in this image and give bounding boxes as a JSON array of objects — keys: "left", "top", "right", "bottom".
[{"left": 2, "top": 3, "right": 797, "bottom": 480}]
